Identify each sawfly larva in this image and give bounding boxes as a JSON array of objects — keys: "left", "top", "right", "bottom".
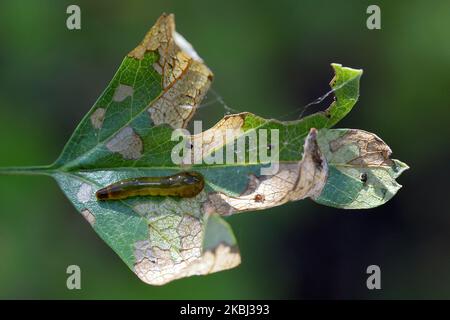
[{"left": 96, "top": 171, "right": 204, "bottom": 200}]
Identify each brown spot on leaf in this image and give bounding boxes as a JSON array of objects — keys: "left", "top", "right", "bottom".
[
  {"left": 81, "top": 209, "right": 95, "bottom": 226},
  {"left": 90, "top": 108, "right": 106, "bottom": 129},
  {"left": 77, "top": 183, "right": 92, "bottom": 203},
  {"left": 106, "top": 126, "right": 143, "bottom": 160},
  {"left": 152, "top": 62, "right": 163, "bottom": 75},
  {"left": 330, "top": 129, "right": 394, "bottom": 166},
  {"left": 113, "top": 84, "right": 134, "bottom": 102},
  {"left": 330, "top": 76, "right": 337, "bottom": 87}
]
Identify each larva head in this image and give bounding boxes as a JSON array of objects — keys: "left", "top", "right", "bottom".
[
  {"left": 96, "top": 180, "right": 135, "bottom": 200},
  {"left": 96, "top": 186, "right": 111, "bottom": 200}
]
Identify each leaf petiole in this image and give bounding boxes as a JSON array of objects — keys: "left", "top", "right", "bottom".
[{"left": 0, "top": 165, "right": 55, "bottom": 176}]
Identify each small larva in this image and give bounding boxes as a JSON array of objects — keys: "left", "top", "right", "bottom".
[{"left": 96, "top": 171, "right": 205, "bottom": 201}]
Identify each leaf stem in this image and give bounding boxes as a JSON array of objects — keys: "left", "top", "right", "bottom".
[{"left": 0, "top": 165, "right": 54, "bottom": 176}]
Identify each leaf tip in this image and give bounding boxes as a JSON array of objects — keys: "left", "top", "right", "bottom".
[{"left": 331, "top": 63, "right": 364, "bottom": 77}]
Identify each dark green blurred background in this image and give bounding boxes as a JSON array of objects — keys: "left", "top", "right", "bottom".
[{"left": 0, "top": 0, "right": 449, "bottom": 299}]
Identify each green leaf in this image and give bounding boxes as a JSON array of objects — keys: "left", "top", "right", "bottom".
[{"left": 0, "top": 13, "right": 407, "bottom": 285}]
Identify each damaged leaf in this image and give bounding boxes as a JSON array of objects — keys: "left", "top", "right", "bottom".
[
  {"left": 314, "top": 129, "right": 409, "bottom": 208},
  {"left": 0, "top": 13, "right": 408, "bottom": 285}
]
